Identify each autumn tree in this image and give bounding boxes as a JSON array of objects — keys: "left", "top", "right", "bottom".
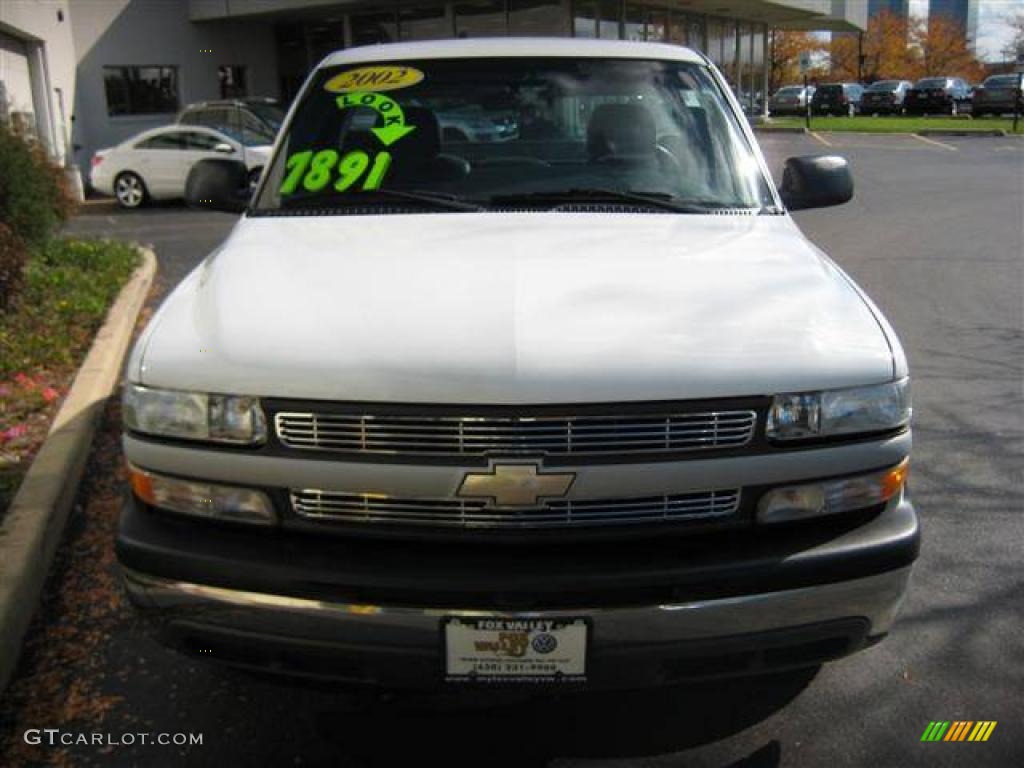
[
  {"left": 825, "top": 10, "right": 984, "bottom": 82},
  {"left": 861, "top": 10, "right": 916, "bottom": 81},
  {"left": 912, "top": 13, "right": 986, "bottom": 81},
  {"left": 828, "top": 33, "right": 860, "bottom": 81},
  {"left": 769, "top": 30, "right": 825, "bottom": 89},
  {"left": 829, "top": 10, "right": 915, "bottom": 82}
]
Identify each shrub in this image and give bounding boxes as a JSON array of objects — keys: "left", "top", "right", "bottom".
[
  {"left": 0, "top": 124, "right": 76, "bottom": 252},
  {"left": 0, "top": 222, "right": 27, "bottom": 311},
  {"left": 0, "top": 238, "right": 140, "bottom": 376}
]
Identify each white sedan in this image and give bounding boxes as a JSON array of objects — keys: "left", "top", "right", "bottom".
[{"left": 90, "top": 125, "right": 271, "bottom": 208}]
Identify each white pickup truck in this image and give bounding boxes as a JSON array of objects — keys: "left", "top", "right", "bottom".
[{"left": 117, "top": 38, "right": 917, "bottom": 689}]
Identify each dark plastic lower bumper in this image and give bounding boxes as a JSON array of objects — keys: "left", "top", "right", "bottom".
[{"left": 117, "top": 493, "right": 919, "bottom": 689}]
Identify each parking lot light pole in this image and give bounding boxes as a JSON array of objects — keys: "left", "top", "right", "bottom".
[
  {"left": 799, "top": 51, "right": 811, "bottom": 131},
  {"left": 804, "top": 74, "right": 811, "bottom": 130},
  {"left": 1016, "top": 50, "right": 1024, "bottom": 133},
  {"left": 1015, "top": 71, "right": 1023, "bottom": 134}
]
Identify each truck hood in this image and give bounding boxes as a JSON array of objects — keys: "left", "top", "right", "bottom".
[{"left": 134, "top": 213, "right": 896, "bottom": 404}]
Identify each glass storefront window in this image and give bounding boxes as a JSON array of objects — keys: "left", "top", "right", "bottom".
[
  {"left": 509, "top": 0, "right": 568, "bottom": 36},
  {"left": 573, "top": 0, "right": 597, "bottom": 37},
  {"left": 625, "top": 4, "right": 666, "bottom": 42},
  {"left": 308, "top": 20, "right": 345, "bottom": 63},
  {"left": 218, "top": 65, "right": 247, "bottom": 99},
  {"left": 274, "top": 23, "right": 307, "bottom": 103},
  {"left": 623, "top": 4, "right": 643, "bottom": 42},
  {"left": 597, "top": 0, "right": 619, "bottom": 39},
  {"left": 103, "top": 66, "right": 178, "bottom": 116},
  {"left": 705, "top": 17, "right": 723, "bottom": 65},
  {"left": 720, "top": 19, "right": 737, "bottom": 85},
  {"left": 399, "top": 5, "right": 450, "bottom": 40},
  {"left": 455, "top": 1, "right": 507, "bottom": 37},
  {"left": 350, "top": 13, "right": 397, "bottom": 46},
  {"left": 689, "top": 15, "right": 705, "bottom": 51},
  {"left": 668, "top": 12, "right": 704, "bottom": 49},
  {"left": 573, "top": 0, "right": 618, "bottom": 39},
  {"left": 645, "top": 8, "right": 667, "bottom": 42}
]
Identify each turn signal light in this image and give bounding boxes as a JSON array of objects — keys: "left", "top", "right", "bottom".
[
  {"left": 128, "top": 464, "right": 275, "bottom": 526},
  {"left": 757, "top": 459, "right": 909, "bottom": 524}
]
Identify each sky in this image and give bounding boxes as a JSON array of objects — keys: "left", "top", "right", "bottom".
[{"left": 908, "top": 0, "right": 1024, "bottom": 60}]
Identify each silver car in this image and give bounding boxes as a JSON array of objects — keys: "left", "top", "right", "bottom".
[{"left": 769, "top": 84, "right": 814, "bottom": 116}]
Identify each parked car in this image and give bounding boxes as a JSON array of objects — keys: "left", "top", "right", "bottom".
[
  {"left": 118, "top": 38, "right": 917, "bottom": 690},
  {"left": 90, "top": 125, "right": 271, "bottom": 208},
  {"left": 904, "top": 77, "right": 972, "bottom": 115},
  {"left": 768, "top": 84, "right": 815, "bottom": 116},
  {"left": 810, "top": 83, "right": 864, "bottom": 116},
  {"left": 971, "top": 73, "right": 1023, "bottom": 117},
  {"left": 860, "top": 80, "right": 913, "bottom": 115},
  {"left": 733, "top": 89, "right": 763, "bottom": 116},
  {"left": 178, "top": 98, "right": 286, "bottom": 145},
  {"left": 434, "top": 106, "right": 519, "bottom": 143}
]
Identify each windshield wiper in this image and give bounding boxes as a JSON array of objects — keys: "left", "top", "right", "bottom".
[
  {"left": 279, "top": 189, "right": 483, "bottom": 212},
  {"left": 489, "top": 189, "right": 754, "bottom": 214}
]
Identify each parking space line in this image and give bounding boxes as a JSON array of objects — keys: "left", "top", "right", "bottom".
[
  {"left": 809, "top": 131, "right": 833, "bottom": 147},
  {"left": 911, "top": 134, "right": 958, "bottom": 151}
]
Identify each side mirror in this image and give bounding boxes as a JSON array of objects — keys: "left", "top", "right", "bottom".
[
  {"left": 185, "top": 158, "right": 250, "bottom": 213},
  {"left": 213, "top": 142, "right": 235, "bottom": 154},
  {"left": 779, "top": 155, "right": 854, "bottom": 211}
]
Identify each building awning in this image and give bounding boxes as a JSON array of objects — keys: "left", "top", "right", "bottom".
[{"left": 189, "top": 0, "right": 865, "bottom": 32}]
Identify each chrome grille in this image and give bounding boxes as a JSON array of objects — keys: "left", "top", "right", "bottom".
[
  {"left": 275, "top": 410, "right": 757, "bottom": 457},
  {"left": 291, "top": 488, "right": 741, "bottom": 529}
]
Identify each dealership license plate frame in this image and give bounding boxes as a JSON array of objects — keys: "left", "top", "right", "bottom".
[{"left": 443, "top": 616, "right": 590, "bottom": 684}]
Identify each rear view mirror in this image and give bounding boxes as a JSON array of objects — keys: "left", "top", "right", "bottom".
[
  {"left": 213, "top": 142, "right": 235, "bottom": 154},
  {"left": 779, "top": 155, "right": 854, "bottom": 211},
  {"left": 185, "top": 158, "right": 250, "bottom": 213}
]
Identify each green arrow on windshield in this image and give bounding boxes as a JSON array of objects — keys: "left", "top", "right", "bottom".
[{"left": 336, "top": 91, "right": 416, "bottom": 147}]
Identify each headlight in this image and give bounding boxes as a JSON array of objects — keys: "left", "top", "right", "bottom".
[
  {"left": 757, "top": 459, "right": 908, "bottom": 524},
  {"left": 123, "top": 384, "right": 266, "bottom": 445},
  {"left": 129, "top": 465, "right": 275, "bottom": 525},
  {"left": 766, "top": 378, "right": 910, "bottom": 441}
]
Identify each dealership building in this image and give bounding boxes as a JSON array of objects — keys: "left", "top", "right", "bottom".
[{"left": 0, "top": 0, "right": 865, "bottom": 180}]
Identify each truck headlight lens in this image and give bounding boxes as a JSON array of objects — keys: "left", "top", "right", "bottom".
[
  {"left": 766, "top": 378, "right": 910, "bottom": 441},
  {"left": 129, "top": 465, "right": 276, "bottom": 525},
  {"left": 123, "top": 384, "right": 266, "bottom": 445},
  {"left": 757, "top": 459, "right": 909, "bottom": 524}
]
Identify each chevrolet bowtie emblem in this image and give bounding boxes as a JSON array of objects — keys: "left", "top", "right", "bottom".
[{"left": 457, "top": 463, "right": 575, "bottom": 507}]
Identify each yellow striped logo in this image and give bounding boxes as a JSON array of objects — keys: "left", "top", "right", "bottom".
[{"left": 921, "top": 721, "right": 997, "bottom": 742}]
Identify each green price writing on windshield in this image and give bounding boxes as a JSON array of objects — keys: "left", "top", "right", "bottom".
[{"left": 279, "top": 149, "right": 392, "bottom": 195}]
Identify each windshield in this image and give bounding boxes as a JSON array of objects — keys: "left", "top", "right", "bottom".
[
  {"left": 983, "top": 75, "right": 1018, "bottom": 88},
  {"left": 915, "top": 78, "right": 948, "bottom": 89},
  {"left": 254, "top": 57, "right": 773, "bottom": 215},
  {"left": 775, "top": 86, "right": 803, "bottom": 95},
  {"left": 868, "top": 81, "right": 901, "bottom": 91},
  {"left": 247, "top": 102, "right": 286, "bottom": 130}
]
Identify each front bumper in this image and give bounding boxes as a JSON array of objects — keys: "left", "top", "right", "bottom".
[
  {"left": 768, "top": 104, "right": 804, "bottom": 116},
  {"left": 972, "top": 98, "right": 1017, "bottom": 113},
  {"left": 118, "top": 492, "right": 919, "bottom": 688},
  {"left": 862, "top": 101, "right": 899, "bottom": 113}
]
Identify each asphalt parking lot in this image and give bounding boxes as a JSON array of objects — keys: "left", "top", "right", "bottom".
[{"left": 2, "top": 132, "right": 1021, "bottom": 767}]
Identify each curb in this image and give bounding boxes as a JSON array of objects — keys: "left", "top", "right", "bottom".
[
  {"left": 0, "top": 247, "right": 156, "bottom": 695},
  {"left": 916, "top": 129, "right": 1006, "bottom": 137},
  {"left": 753, "top": 126, "right": 808, "bottom": 134},
  {"left": 755, "top": 126, "right": 1014, "bottom": 138}
]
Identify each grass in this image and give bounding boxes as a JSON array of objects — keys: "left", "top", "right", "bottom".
[
  {"left": 764, "top": 115, "right": 1023, "bottom": 133},
  {"left": 0, "top": 238, "right": 141, "bottom": 511}
]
